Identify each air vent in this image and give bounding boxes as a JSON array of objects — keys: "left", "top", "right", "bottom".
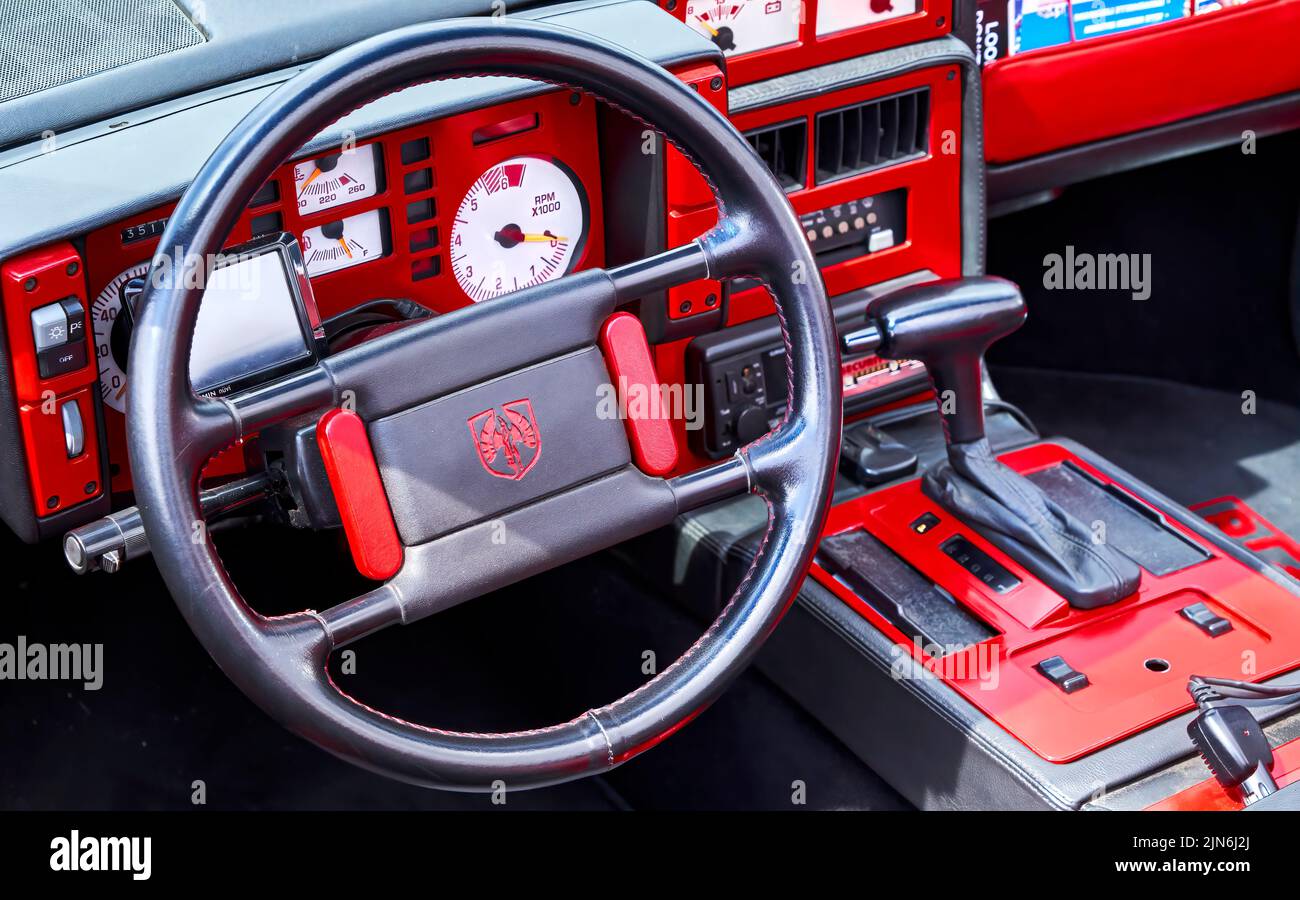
[
  {"left": 815, "top": 89, "right": 930, "bottom": 185},
  {"left": 743, "top": 120, "right": 807, "bottom": 192}
]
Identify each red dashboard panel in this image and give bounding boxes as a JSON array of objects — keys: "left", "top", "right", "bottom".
[
  {"left": 812, "top": 442, "right": 1300, "bottom": 763},
  {"left": 1, "top": 244, "right": 104, "bottom": 518},
  {"left": 982, "top": 0, "right": 1300, "bottom": 163},
  {"left": 657, "top": 64, "right": 964, "bottom": 473},
  {"left": 82, "top": 89, "right": 605, "bottom": 492},
  {"left": 658, "top": 0, "right": 953, "bottom": 86}
]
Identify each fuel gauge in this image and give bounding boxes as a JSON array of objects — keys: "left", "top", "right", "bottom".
[{"left": 301, "top": 209, "right": 390, "bottom": 276}]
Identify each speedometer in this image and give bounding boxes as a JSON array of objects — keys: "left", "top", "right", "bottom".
[
  {"left": 92, "top": 262, "right": 149, "bottom": 413},
  {"left": 450, "top": 156, "right": 588, "bottom": 303}
]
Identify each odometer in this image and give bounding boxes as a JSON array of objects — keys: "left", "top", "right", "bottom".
[{"left": 450, "top": 156, "right": 588, "bottom": 302}]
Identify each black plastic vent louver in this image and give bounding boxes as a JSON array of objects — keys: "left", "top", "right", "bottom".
[
  {"left": 743, "top": 119, "right": 808, "bottom": 192},
  {"left": 815, "top": 88, "right": 930, "bottom": 185}
]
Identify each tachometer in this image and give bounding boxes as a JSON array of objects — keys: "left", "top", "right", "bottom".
[
  {"left": 91, "top": 262, "right": 149, "bottom": 413},
  {"left": 685, "top": 1, "right": 801, "bottom": 56},
  {"left": 293, "top": 143, "right": 384, "bottom": 214},
  {"left": 450, "top": 156, "right": 588, "bottom": 303}
]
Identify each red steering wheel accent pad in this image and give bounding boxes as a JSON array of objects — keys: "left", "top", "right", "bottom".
[
  {"left": 598, "top": 311, "right": 680, "bottom": 476},
  {"left": 316, "top": 408, "right": 404, "bottom": 580}
]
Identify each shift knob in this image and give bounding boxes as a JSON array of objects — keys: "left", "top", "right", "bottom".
[{"left": 843, "top": 277, "right": 1026, "bottom": 445}]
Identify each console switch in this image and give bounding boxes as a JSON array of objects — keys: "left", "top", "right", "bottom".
[
  {"left": 37, "top": 341, "right": 87, "bottom": 379},
  {"left": 30, "top": 302, "right": 68, "bottom": 351},
  {"left": 1181, "top": 601, "right": 1233, "bottom": 637},
  {"left": 1035, "top": 655, "right": 1090, "bottom": 694},
  {"left": 940, "top": 535, "right": 1020, "bottom": 594},
  {"left": 59, "top": 296, "right": 86, "bottom": 343}
]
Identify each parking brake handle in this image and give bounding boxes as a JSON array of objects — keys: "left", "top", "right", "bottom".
[{"left": 841, "top": 276, "right": 1026, "bottom": 445}]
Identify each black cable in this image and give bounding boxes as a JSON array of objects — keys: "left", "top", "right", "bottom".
[{"left": 1189, "top": 674, "right": 1300, "bottom": 709}]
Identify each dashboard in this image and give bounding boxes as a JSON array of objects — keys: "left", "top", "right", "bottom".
[{"left": 0, "top": 0, "right": 1294, "bottom": 545}]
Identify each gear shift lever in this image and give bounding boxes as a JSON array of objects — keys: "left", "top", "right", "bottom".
[
  {"left": 843, "top": 277, "right": 1026, "bottom": 444},
  {"left": 842, "top": 276, "right": 1140, "bottom": 610}
]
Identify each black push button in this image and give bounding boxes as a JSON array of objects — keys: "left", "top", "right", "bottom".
[
  {"left": 1181, "top": 601, "right": 1232, "bottom": 637},
  {"left": 940, "top": 535, "right": 1021, "bottom": 593},
  {"left": 37, "top": 340, "right": 87, "bottom": 379},
  {"left": 1035, "top": 655, "right": 1090, "bottom": 693}
]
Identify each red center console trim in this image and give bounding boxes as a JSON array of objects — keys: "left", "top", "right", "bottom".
[
  {"left": 1149, "top": 733, "right": 1300, "bottom": 811},
  {"left": 812, "top": 442, "right": 1300, "bottom": 762},
  {"left": 1194, "top": 496, "right": 1300, "bottom": 582},
  {"left": 317, "top": 408, "right": 404, "bottom": 581}
]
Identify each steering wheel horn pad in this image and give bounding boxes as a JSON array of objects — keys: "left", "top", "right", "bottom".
[{"left": 128, "top": 19, "right": 839, "bottom": 790}]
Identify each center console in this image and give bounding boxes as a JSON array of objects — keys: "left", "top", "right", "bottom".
[{"left": 644, "top": 273, "right": 1300, "bottom": 810}]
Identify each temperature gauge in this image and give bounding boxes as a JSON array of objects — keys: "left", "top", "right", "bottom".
[
  {"left": 301, "top": 209, "right": 390, "bottom": 276},
  {"left": 685, "top": 1, "right": 801, "bottom": 56},
  {"left": 293, "top": 143, "right": 384, "bottom": 213}
]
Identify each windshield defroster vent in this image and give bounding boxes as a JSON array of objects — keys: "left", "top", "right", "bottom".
[
  {"left": 743, "top": 119, "right": 807, "bottom": 193},
  {"left": 815, "top": 88, "right": 930, "bottom": 185},
  {"left": 0, "top": 0, "right": 206, "bottom": 104}
]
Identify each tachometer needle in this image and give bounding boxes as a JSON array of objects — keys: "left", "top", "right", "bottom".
[
  {"left": 493, "top": 224, "right": 567, "bottom": 248},
  {"left": 298, "top": 167, "right": 322, "bottom": 196}
]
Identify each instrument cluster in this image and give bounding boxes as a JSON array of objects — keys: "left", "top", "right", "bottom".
[
  {"left": 83, "top": 89, "right": 606, "bottom": 488},
  {"left": 668, "top": 0, "right": 949, "bottom": 85}
]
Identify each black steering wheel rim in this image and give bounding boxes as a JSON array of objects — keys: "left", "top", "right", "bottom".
[{"left": 128, "top": 17, "right": 841, "bottom": 791}]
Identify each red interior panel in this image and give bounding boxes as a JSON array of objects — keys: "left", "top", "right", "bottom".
[
  {"left": 1149, "top": 733, "right": 1300, "bottom": 810},
  {"left": 658, "top": 65, "right": 963, "bottom": 474},
  {"left": 982, "top": 0, "right": 1300, "bottom": 163},
  {"left": 1194, "top": 496, "right": 1300, "bottom": 581},
  {"left": 811, "top": 442, "right": 1300, "bottom": 762},
  {"left": 1, "top": 244, "right": 104, "bottom": 517},
  {"left": 81, "top": 89, "right": 604, "bottom": 493},
  {"left": 658, "top": 0, "right": 953, "bottom": 87}
]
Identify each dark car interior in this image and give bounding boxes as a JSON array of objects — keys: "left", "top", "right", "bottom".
[{"left": 2, "top": 0, "right": 1300, "bottom": 813}]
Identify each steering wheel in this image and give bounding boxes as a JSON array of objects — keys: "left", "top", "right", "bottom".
[{"left": 128, "top": 18, "right": 840, "bottom": 791}]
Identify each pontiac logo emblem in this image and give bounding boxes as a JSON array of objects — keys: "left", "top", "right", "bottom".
[{"left": 467, "top": 398, "right": 541, "bottom": 481}]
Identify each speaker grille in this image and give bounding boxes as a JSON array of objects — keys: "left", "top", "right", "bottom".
[{"left": 0, "top": 0, "right": 205, "bottom": 104}]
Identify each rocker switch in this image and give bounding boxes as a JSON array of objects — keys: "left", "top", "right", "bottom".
[
  {"left": 1181, "top": 602, "right": 1232, "bottom": 637},
  {"left": 30, "top": 302, "right": 68, "bottom": 351},
  {"left": 1035, "top": 656, "right": 1089, "bottom": 694}
]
